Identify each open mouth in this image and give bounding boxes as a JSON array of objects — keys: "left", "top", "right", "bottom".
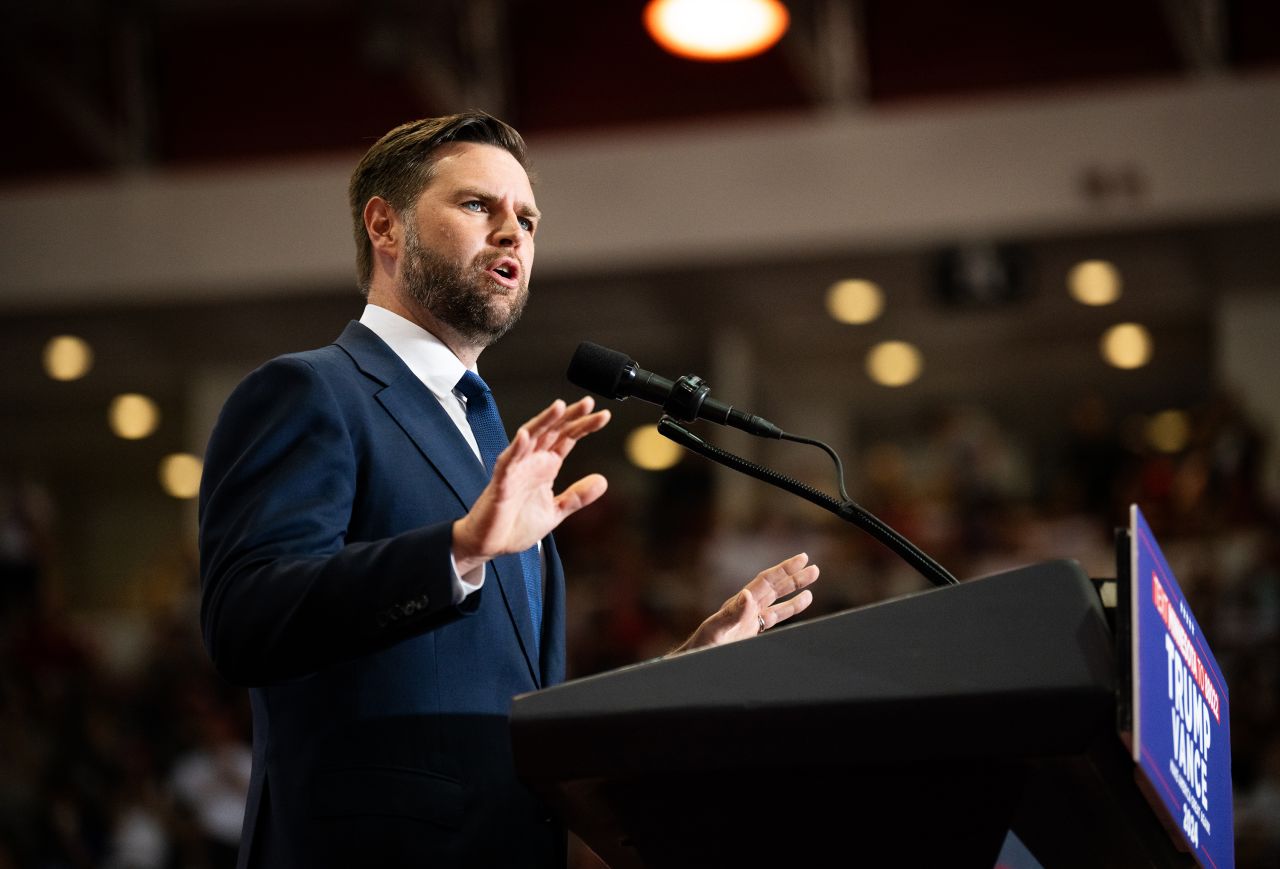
[{"left": 487, "top": 258, "right": 520, "bottom": 287}]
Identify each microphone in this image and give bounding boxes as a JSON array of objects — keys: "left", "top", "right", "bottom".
[{"left": 566, "top": 342, "right": 782, "bottom": 438}]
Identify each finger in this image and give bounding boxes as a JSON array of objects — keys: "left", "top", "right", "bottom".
[
  {"left": 538, "top": 395, "right": 592, "bottom": 428},
  {"left": 520, "top": 399, "right": 568, "bottom": 442},
  {"left": 779, "top": 564, "right": 820, "bottom": 594},
  {"left": 567, "top": 406, "right": 610, "bottom": 434},
  {"left": 522, "top": 401, "right": 578, "bottom": 458},
  {"left": 775, "top": 567, "right": 819, "bottom": 616},
  {"left": 761, "top": 588, "right": 814, "bottom": 629},
  {"left": 554, "top": 473, "right": 608, "bottom": 516},
  {"left": 492, "top": 427, "right": 539, "bottom": 480},
  {"left": 536, "top": 406, "right": 606, "bottom": 454},
  {"left": 550, "top": 409, "right": 611, "bottom": 456},
  {"left": 747, "top": 553, "right": 814, "bottom": 603},
  {"left": 529, "top": 397, "right": 595, "bottom": 450},
  {"left": 563, "top": 395, "right": 596, "bottom": 416}
]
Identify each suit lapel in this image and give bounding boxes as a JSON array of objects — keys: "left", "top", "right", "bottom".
[{"left": 334, "top": 321, "right": 544, "bottom": 685}]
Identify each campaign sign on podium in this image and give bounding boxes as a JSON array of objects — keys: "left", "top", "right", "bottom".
[{"left": 1130, "top": 505, "right": 1233, "bottom": 868}]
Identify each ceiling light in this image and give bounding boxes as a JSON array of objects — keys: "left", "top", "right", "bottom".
[
  {"left": 109, "top": 393, "right": 160, "bottom": 440},
  {"left": 826, "top": 279, "right": 885, "bottom": 325},
  {"left": 866, "top": 340, "right": 923, "bottom": 387},
  {"left": 625, "top": 424, "right": 683, "bottom": 471},
  {"left": 159, "top": 453, "right": 203, "bottom": 499},
  {"left": 644, "top": 0, "right": 789, "bottom": 61},
  {"left": 1068, "top": 260, "right": 1122, "bottom": 306},
  {"left": 1100, "top": 323, "right": 1153, "bottom": 369},
  {"left": 43, "top": 335, "right": 94, "bottom": 381}
]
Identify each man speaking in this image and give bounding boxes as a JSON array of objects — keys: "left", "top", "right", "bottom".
[{"left": 198, "top": 111, "right": 819, "bottom": 868}]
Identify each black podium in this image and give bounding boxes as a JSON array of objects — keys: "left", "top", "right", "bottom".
[{"left": 510, "top": 560, "right": 1196, "bottom": 867}]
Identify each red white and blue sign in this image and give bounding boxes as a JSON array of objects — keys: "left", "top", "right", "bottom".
[{"left": 1130, "top": 504, "right": 1233, "bottom": 868}]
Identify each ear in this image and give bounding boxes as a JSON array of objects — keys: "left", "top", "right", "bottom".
[{"left": 363, "top": 196, "right": 400, "bottom": 258}]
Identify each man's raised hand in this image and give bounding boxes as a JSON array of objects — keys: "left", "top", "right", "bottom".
[{"left": 452, "top": 397, "right": 609, "bottom": 574}]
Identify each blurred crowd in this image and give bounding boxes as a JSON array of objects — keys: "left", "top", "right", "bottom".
[
  {"left": 2, "top": 390, "right": 1278, "bottom": 868},
  {"left": 0, "top": 559, "right": 249, "bottom": 869}
]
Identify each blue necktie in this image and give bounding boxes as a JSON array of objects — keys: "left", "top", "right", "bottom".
[{"left": 456, "top": 370, "right": 543, "bottom": 652}]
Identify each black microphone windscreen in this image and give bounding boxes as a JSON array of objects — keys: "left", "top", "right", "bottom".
[{"left": 566, "top": 342, "right": 633, "bottom": 399}]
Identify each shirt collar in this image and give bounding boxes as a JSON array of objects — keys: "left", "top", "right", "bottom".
[{"left": 358, "top": 304, "right": 473, "bottom": 402}]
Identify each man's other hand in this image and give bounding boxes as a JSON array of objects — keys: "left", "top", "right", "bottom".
[{"left": 672, "top": 553, "right": 820, "bottom": 653}]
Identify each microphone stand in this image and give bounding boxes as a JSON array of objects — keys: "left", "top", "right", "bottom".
[{"left": 657, "top": 417, "right": 959, "bottom": 589}]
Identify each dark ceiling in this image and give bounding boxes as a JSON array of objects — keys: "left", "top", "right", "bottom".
[{"left": 3, "top": 0, "right": 1279, "bottom": 183}]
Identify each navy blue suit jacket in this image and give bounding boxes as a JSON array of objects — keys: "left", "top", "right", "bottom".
[{"left": 199, "top": 321, "right": 566, "bottom": 868}]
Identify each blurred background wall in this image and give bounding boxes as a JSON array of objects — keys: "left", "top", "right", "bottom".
[{"left": 2, "top": 1, "right": 1279, "bottom": 866}]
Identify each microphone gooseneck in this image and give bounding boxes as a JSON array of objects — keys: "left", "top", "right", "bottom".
[
  {"left": 566, "top": 340, "right": 960, "bottom": 589},
  {"left": 658, "top": 419, "right": 958, "bottom": 588}
]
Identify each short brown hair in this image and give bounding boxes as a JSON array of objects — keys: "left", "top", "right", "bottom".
[{"left": 348, "top": 111, "right": 529, "bottom": 294}]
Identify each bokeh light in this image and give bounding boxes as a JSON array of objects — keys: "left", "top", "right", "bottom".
[
  {"left": 43, "top": 335, "right": 94, "bottom": 381},
  {"left": 826, "top": 279, "right": 885, "bottom": 325},
  {"left": 159, "top": 453, "right": 203, "bottom": 499},
  {"left": 625, "top": 424, "right": 684, "bottom": 471},
  {"left": 1067, "top": 259, "right": 1122, "bottom": 306},
  {"left": 109, "top": 393, "right": 161, "bottom": 440},
  {"left": 866, "top": 340, "right": 924, "bottom": 387},
  {"left": 1100, "top": 322, "right": 1153, "bottom": 369}
]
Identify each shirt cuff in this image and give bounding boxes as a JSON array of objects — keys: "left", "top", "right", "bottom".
[{"left": 449, "top": 551, "right": 485, "bottom": 604}]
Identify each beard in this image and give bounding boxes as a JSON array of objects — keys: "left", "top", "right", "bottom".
[{"left": 400, "top": 226, "right": 529, "bottom": 348}]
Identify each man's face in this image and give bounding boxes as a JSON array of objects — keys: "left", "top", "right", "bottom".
[{"left": 399, "top": 142, "right": 539, "bottom": 348}]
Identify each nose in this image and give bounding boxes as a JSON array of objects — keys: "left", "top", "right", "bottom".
[{"left": 491, "top": 207, "right": 523, "bottom": 248}]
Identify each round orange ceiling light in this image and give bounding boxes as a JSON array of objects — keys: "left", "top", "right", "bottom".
[{"left": 644, "top": 0, "right": 790, "bottom": 62}]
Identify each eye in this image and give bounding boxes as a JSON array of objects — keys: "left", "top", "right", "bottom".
[
  {"left": 463, "top": 200, "right": 486, "bottom": 213},
  {"left": 519, "top": 217, "right": 535, "bottom": 233}
]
